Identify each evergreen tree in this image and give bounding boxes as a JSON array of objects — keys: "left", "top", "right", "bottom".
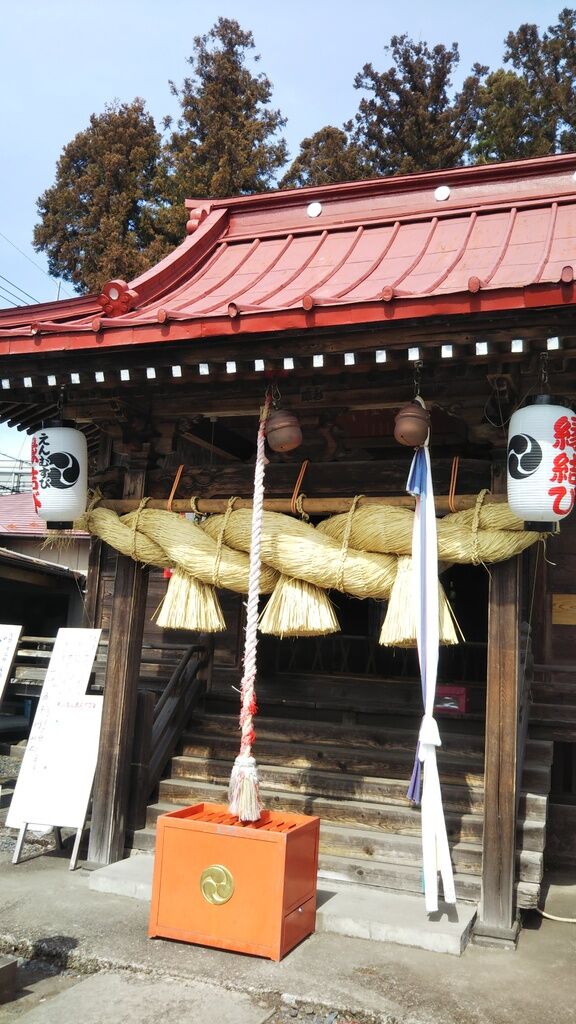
[
  {"left": 349, "top": 35, "right": 469, "bottom": 175},
  {"left": 159, "top": 16, "right": 287, "bottom": 239},
  {"left": 464, "top": 8, "right": 576, "bottom": 162},
  {"left": 280, "top": 126, "right": 370, "bottom": 188},
  {"left": 503, "top": 7, "right": 576, "bottom": 152},
  {"left": 33, "top": 99, "right": 167, "bottom": 294},
  {"left": 464, "top": 67, "right": 553, "bottom": 162}
]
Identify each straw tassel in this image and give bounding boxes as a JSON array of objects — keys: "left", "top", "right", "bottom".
[
  {"left": 259, "top": 576, "right": 340, "bottom": 637},
  {"left": 154, "top": 568, "right": 226, "bottom": 632},
  {"left": 380, "top": 556, "right": 460, "bottom": 647}
]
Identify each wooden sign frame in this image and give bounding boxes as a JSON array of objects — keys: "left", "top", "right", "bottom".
[{"left": 6, "top": 627, "right": 103, "bottom": 870}]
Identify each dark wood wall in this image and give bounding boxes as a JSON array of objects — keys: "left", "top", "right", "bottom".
[
  {"left": 96, "top": 548, "right": 245, "bottom": 694},
  {"left": 531, "top": 516, "right": 576, "bottom": 867}
]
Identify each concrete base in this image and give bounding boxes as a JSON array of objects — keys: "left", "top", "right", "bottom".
[
  {"left": 89, "top": 854, "right": 476, "bottom": 956},
  {"left": 316, "top": 886, "right": 476, "bottom": 955},
  {"left": 472, "top": 917, "right": 521, "bottom": 950},
  {"left": 89, "top": 855, "right": 154, "bottom": 902}
]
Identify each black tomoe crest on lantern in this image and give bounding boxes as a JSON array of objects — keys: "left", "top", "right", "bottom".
[
  {"left": 507, "top": 395, "right": 576, "bottom": 529},
  {"left": 507, "top": 433, "right": 543, "bottom": 479},
  {"left": 31, "top": 423, "right": 88, "bottom": 529}
]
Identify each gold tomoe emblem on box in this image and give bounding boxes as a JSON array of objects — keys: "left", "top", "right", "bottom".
[{"left": 200, "top": 865, "right": 235, "bottom": 905}]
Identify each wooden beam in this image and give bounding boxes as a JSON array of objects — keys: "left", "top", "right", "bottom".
[
  {"left": 180, "top": 430, "right": 242, "bottom": 462},
  {"left": 97, "top": 492, "right": 507, "bottom": 516},
  {"left": 145, "top": 457, "right": 491, "bottom": 501},
  {"left": 0, "top": 565, "right": 69, "bottom": 589},
  {"left": 87, "top": 451, "right": 150, "bottom": 867},
  {"left": 3, "top": 303, "right": 576, "bottom": 380},
  {"left": 474, "top": 461, "right": 521, "bottom": 946}
]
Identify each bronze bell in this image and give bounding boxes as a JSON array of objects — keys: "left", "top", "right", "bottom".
[
  {"left": 394, "top": 402, "right": 430, "bottom": 447},
  {"left": 265, "top": 408, "right": 302, "bottom": 452}
]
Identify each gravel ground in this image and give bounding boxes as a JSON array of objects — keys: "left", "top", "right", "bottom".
[{"left": 0, "top": 751, "right": 49, "bottom": 856}]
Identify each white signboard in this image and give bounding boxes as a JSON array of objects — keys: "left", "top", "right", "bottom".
[
  {"left": 7, "top": 628, "right": 103, "bottom": 834},
  {"left": 0, "top": 625, "right": 22, "bottom": 704}
]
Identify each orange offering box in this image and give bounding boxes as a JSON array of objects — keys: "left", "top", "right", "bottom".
[{"left": 148, "top": 802, "right": 320, "bottom": 961}]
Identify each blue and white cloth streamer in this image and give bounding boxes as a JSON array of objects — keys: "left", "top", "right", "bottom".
[{"left": 405, "top": 423, "right": 456, "bottom": 913}]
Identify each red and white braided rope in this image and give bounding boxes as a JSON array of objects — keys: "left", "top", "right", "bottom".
[{"left": 228, "top": 392, "right": 271, "bottom": 818}]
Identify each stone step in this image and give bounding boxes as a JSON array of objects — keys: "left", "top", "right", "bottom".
[
  {"left": 168, "top": 754, "right": 547, "bottom": 819},
  {"left": 91, "top": 856, "right": 478, "bottom": 956}
]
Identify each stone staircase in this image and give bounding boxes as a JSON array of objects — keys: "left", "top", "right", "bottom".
[{"left": 132, "top": 686, "right": 553, "bottom": 908}]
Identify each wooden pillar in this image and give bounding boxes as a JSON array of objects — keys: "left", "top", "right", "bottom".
[
  {"left": 474, "top": 461, "right": 522, "bottom": 945},
  {"left": 87, "top": 453, "right": 149, "bottom": 866},
  {"left": 83, "top": 537, "right": 105, "bottom": 628},
  {"left": 83, "top": 434, "right": 112, "bottom": 629}
]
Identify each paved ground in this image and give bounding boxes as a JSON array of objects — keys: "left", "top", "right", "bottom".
[{"left": 0, "top": 830, "right": 574, "bottom": 1024}]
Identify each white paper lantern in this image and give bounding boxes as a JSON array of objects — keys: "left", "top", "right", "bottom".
[
  {"left": 507, "top": 397, "right": 576, "bottom": 526},
  {"left": 31, "top": 425, "right": 88, "bottom": 529}
]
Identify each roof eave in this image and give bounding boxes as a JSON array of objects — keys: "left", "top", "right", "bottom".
[{"left": 1, "top": 281, "right": 574, "bottom": 356}]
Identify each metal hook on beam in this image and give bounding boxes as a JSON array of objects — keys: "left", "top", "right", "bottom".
[{"left": 413, "top": 360, "right": 424, "bottom": 397}]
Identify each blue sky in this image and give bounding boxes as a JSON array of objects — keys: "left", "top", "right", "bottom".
[{"left": 0, "top": 1, "right": 565, "bottom": 457}]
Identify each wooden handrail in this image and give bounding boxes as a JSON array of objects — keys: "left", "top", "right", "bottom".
[{"left": 148, "top": 640, "right": 213, "bottom": 794}]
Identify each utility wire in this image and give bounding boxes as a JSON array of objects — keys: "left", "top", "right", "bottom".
[
  {"left": 0, "top": 274, "right": 39, "bottom": 304},
  {"left": 0, "top": 289, "right": 18, "bottom": 308},
  {"left": 0, "top": 282, "right": 28, "bottom": 306},
  {"left": 0, "top": 451, "right": 33, "bottom": 463},
  {"left": 0, "top": 230, "right": 74, "bottom": 299}
]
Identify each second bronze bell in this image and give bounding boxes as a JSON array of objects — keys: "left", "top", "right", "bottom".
[
  {"left": 393, "top": 402, "right": 430, "bottom": 447},
  {"left": 265, "top": 409, "right": 303, "bottom": 452}
]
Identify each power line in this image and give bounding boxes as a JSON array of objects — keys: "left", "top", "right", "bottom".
[
  {"left": 0, "top": 288, "right": 18, "bottom": 308},
  {"left": 0, "top": 274, "right": 39, "bottom": 304},
  {"left": 0, "top": 282, "right": 29, "bottom": 306},
  {"left": 0, "top": 450, "right": 33, "bottom": 464},
  {"left": 0, "top": 230, "right": 74, "bottom": 299}
]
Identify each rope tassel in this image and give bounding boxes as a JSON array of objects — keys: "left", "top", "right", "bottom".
[
  {"left": 228, "top": 752, "right": 262, "bottom": 821},
  {"left": 228, "top": 392, "right": 272, "bottom": 821}
]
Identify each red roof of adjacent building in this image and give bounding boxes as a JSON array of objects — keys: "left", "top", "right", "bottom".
[
  {"left": 0, "top": 493, "right": 86, "bottom": 537},
  {"left": 2, "top": 154, "right": 576, "bottom": 355},
  {"left": 0, "top": 493, "right": 46, "bottom": 535}
]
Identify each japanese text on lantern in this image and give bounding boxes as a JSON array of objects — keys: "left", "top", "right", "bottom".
[
  {"left": 30, "top": 434, "right": 41, "bottom": 511},
  {"left": 550, "top": 415, "right": 576, "bottom": 516}
]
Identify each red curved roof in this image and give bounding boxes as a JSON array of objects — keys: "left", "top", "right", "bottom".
[{"left": 2, "top": 154, "right": 576, "bottom": 354}]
